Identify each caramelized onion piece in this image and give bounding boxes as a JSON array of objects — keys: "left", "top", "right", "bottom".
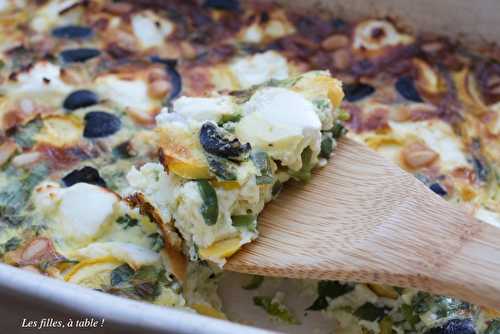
[{"left": 18, "top": 237, "right": 63, "bottom": 266}]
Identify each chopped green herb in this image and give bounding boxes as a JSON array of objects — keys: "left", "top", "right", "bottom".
[
  {"left": 197, "top": 180, "right": 218, "bottom": 225},
  {"left": 433, "top": 297, "right": 470, "bottom": 319},
  {"left": 400, "top": 304, "right": 420, "bottom": 328},
  {"left": 13, "top": 119, "right": 43, "bottom": 149},
  {"left": 242, "top": 275, "right": 264, "bottom": 290},
  {"left": 0, "top": 164, "right": 48, "bottom": 225},
  {"left": 132, "top": 265, "right": 163, "bottom": 285},
  {"left": 0, "top": 237, "right": 22, "bottom": 254},
  {"left": 4, "top": 237, "right": 22, "bottom": 252},
  {"left": 116, "top": 214, "right": 139, "bottom": 229},
  {"left": 231, "top": 214, "right": 255, "bottom": 227},
  {"left": 485, "top": 320, "right": 500, "bottom": 334},
  {"left": 290, "top": 147, "right": 313, "bottom": 182},
  {"left": 251, "top": 151, "right": 273, "bottom": 185},
  {"left": 319, "top": 132, "right": 334, "bottom": 159},
  {"left": 253, "top": 296, "right": 299, "bottom": 325},
  {"left": 131, "top": 266, "right": 166, "bottom": 301},
  {"left": 354, "top": 302, "right": 387, "bottom": 321},
  {"left": 313, "top": 99, "right": 330, "bottom": 111},
  {"left": 307, "top": 281, "right": 354, "bottom": 311},
  {"left": 411, "top": 292, "right": 431, "bottom": 314},
  {"left": 230, "top": 76, "right": 300, "bottom": 104},
  {"left": 108, "top": 265, "right": 167, "bottom": 301},
  {"left": 331, "top": 122, "right": 347, "bottom": 139},
  {"left": 148, "top": 233, "right": 164, "bottom": 252},
  {"left": 111, "top": 264, "right": 134, "bottom": 287},
  {"left": 218, "top": 113, "right": 242, "bottom": 125}
]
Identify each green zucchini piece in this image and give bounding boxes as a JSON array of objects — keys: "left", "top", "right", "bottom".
[
  {"left": 231, "top": 214, "right": 255, "bottom": 227},
  {"left": 290, "top": 147, "right": 313, "bottom": 182},
  {"left": 251, "top": 151, "right": 273, "bottom": 185},
  {"left": 319, "top": 132, "right": 334, "bottom": 159},
  {"left": 206, "top": 154, "right": 238, "bottom": 181},
  {"left": 197, "top": 180, "right": 219, "bottom": 225}
]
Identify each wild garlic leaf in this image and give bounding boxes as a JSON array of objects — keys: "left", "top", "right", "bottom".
[
  {"left": 148, "top": 233, "right": 164, "bottom": 252},
  {"left": 116, "top": 214, "right": 138, "bottom": 229},
  {"left": 110, "top": 264, "right": 134, "bottom": 287}
]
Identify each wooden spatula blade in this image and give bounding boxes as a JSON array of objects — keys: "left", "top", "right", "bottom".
[{"left": 226, "top": 137, "right": 500, "bottom": 309}]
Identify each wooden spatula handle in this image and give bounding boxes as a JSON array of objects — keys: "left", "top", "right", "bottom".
[
  {"left": 226, "top": 138, "right": 500, "bottom": 309},
  {"left": 429, "top": 213, "right": 500, "bottom": 309}
]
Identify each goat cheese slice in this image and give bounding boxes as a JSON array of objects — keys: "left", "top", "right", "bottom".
[
  {"left": 131, "top": 11, "right": 174, "bottom": 49},
  {"left": 229, "top": 51, "right": 289, "bottom": 89},
  {"left": 173, "top": 96, "right": 236, "bottom": 122},
  {"left": 235, "top": 87, "right": 322, "bottom": 170},
  {"left": 57, "top": 183, "right": 118, "bottom": 244}
]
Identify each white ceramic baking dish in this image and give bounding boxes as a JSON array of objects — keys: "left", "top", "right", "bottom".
[{"left": 1, "top": 0, "right": 498, "bottom": 333}]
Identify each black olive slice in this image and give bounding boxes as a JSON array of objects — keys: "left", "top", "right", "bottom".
[
  {"left": 395, "top": 76, "right": 423, "bottom": 102},
  {"left": 62, "top": 166, "right": 106, "bottom": 187},
  {"left": 150, "top": 56, "right": 182, "bottom": 103},
  {"left": 199, "top": 122, "right": 250, "bottom": 161},
  {"left": 83, "top": 111, "right": 121, "bottom": 138},
  {"left": 204, "top": 0, "right": 240, "bottom": 11},
  {"left": 52, "top": 25, "right": 93, "bottom": 39},
  {"left": 60, "top": 48, "right": 101, "bottom": 63},
  {"left": 343, "top": 83, "right": 375, "bottom": 102},
  {"left": 63, "top": 90, "right": 99, "bottom": 111},
  {"left": 429, "top": 182, "right": 447, "bottom": 196}
]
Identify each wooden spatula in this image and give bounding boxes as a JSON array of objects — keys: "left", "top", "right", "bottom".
[{"left": 225, "top": 137, "right": 500, "bottom": 309}]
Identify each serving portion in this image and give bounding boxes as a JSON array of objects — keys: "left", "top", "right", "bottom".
[{"left": 0, "top": 1, "right": 499, "bottom": 333}]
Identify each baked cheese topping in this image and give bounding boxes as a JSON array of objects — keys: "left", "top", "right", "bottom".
[{"left": 0, "top": 1, "right": 498, "bottom": 332}]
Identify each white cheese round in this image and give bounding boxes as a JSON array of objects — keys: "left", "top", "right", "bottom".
[
  {"left": 56, "top": 183, "right": 118, "bottom": 244},
  {"left": 14, "top": 61, "right": 72, "bottom": 95},
  {"left": 131, "top": 11, "right": 174, "bottom": 49},
  {"left": 229, "top": 51, "right": 289, "bottom": 89},
  {"left": 236, "top": 87, "right": 321, "bottom": 170},
  {"left": 173, "top": 96, "right": 236, "bottom": 122},
  {"left": 95, "top": 75, "right": 156, "bottom": 118}
]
